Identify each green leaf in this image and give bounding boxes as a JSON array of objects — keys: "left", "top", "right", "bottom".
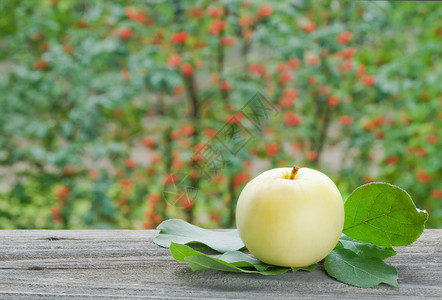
[
  {"left": 184, "top": 255, "right": 245, "bottom": 273},
  {"left": 343, "top": 182, "right": 428, "bottom": 247},
  {"left": 169, "top": 240, "right": 195, "bottom": 262},
  {"left": 324, "top": 249, "right": 398, "bottom": 288},
  {"left": 339, "top": 234, "right": 397, "bottom": 260},
  {"left": 170, "top": 242, "right": 242, "bottom": 272},
  {"left": 154, "top": 219, "right": 244, "bottom": 253},
  {"left": 291, "top": 263, "right": 318, "bottom": 272},
  {"left": 219, "top": 251, "right": 270, "bottom": 272},
  {"left": 170, "top": 242, "right": 288, "bottom": 275}
]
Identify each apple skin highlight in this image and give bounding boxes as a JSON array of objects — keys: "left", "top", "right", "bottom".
[{"left": 235, "top": 167, "right": 345, "bottom": 267}]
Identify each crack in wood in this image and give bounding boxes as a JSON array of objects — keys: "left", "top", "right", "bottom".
[{"left": 37, "top": 237, "right": 84, "bottom": 241}]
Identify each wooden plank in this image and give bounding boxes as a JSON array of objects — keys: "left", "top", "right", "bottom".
[{"left": 0, "top": 229, "right": 441, "bottom": 299}]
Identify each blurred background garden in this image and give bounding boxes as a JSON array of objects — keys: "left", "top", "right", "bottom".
[{"left": 0, "top": 0, "right": 440, "bottom": 229}]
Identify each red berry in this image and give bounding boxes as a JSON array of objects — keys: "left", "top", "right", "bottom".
[
  {"left": 249, "top": 63, "right": 266, "bottom": 76},
  {"left": 426, "top": 134, "right": 438, "bottom": 144},
  {"left": 140, "top": 137, "right": 156, "bottom": 149},
  {"left": 278, "top": 71, "right": 293, "bottom": 85},
  {"left": 147, "top": 194, "right": 161, "bottom": 207},
  {"left": 125, "top": 159, "right": 136, "bottom": 169},
  {"left": 301, "top": 22, "right": 316, "bottom": 33},
  {"left": 341, "top": 60, "right": 353, "bottom": 71},
  {"left": 207, "top": 6, "right": 224, "bottom": 18},
  {"left": 339, "top": 115, "right": 354, "bottom": 126},
  {"left": 284, "top": 88, "right": 298, "bottom": 100},
  {"left": 125, "top": 7, "right": 147, "bottom": 24},
  {"left": 279, "top": 97, "right": 295, "bottom": 108},
  {"left": 287, "top": 58, "right": 301, "bottom": 69},
  {"left": 204, "top": 128, "right": 217, "bottom": 138},
  {"left": 220, "top": 81, "right": 231, "bottom": 91},
  {"left": 340, "top": 47, "right": 356, "bottom": 59},
  {"left": 431, "top": 189, "right": 442, "bottom": 199},
  {"left": 306, "top": 151, "right": 318, "bottom": 161},
  {"left": 239, "top": 16, "right": 253, "bottom": 27},
  {"left": 385, "top": 156, "right": 399, "bottom": 165},
  {"left": 171, "top": 31, "right": 188, "bottom": 44},
  {"left": 180, "top": 197, "right": 194, "bottom": 211},
  {"left": 167, "top": 54, "right": 181, "bottom": 67},
  {"left": 51, "top": 207, "right": 62, "bottom": 224},
  {"left": 190, "top": 7, "right": 204, "bottom": 19},
  {"left": 233, "top": 172, "right": 250, "bottom": 188},
  {"left": 119, "top": 178, "right": 133, "bottom": 188},
  {"left": 181, "top": 124, "right": 195, "bottom": 136},
  {"left": 172, "top": 159, "right": 184, "bottom": 169},
  {"left": 337, "top": 31, "right": 352, "bottom": 44},
  {"left": 163, "top": 174, "right": 178, "bottom": 186},
  {"left": 225, "top": 113, "right": 243, "bottom": 124},
  {"left": 361, "top": 75, "right": 376, "bottom": 86},
  {"left": 209, "top": 20, "right": 226, "bottom": 35},
  {"left": 257, "top": 4, "right": 272, "bottom": 18},
  {"left": 306, "top": 55, "right": 320, "bottom": 66},
  {"left": 33, "top": 60, "right": 48, "bottom": 70},
  {"left": 220, "top": 36, "right": 236, "bottom": 46},
  {"left": 416, "top": 169, "right": 431, "bottom": 183},
  {"left": 266, "top": 143, "right": 280, "bottom": 157},
  {"left": 180, "top": 62, "right": 193, "bottom": 77},
  {"left": 54, "top": 186, "right": 70, "bottom": 197},
  {"left": 285, "top": 112, "right": 302, "bottom": 126},
  {"left": 327, "top": 96, "right": 341, "bottom": 107},
  {"left": 118, "top": 27, "right": 132, "bottom": 39}
]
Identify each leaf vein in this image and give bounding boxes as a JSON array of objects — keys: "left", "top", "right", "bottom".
[
  {"left": 345, "top": 208, "right": 420, "bottom": 231},
  {"left": 362, "top": 221, "right": 416, "bottom": 237},
  {"left": 335, "top": 254, "right": 389, "bottom": 282}
]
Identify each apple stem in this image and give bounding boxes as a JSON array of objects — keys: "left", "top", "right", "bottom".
[{"left": 289, "top": 166, "right": 300, "bottom": 180}]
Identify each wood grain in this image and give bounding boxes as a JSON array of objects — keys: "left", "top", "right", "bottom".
[{"left": 0, "top": 229, "right": 441, "bottom": 299}]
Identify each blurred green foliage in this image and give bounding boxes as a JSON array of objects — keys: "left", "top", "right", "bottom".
[{"left": 0, "top": 0, "right": 441, "bottom": 229}]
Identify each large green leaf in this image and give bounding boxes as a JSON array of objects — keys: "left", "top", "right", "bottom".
[
  {"left": 324, "top": 249, "right": 398, "bottom": 288},
  {"left": 154, "top": 219, "right": 245, "bottom": 253},
  {"left": 337, "top": 234, "right": 397, "bottom": 260},
  {"left": 170, "top": 242, "right": 288, "bottom": 275},
  {"left": 343, "top": 183, "right": 428, "bottom": 247}
]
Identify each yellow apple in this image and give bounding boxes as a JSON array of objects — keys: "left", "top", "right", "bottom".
[{"left": 235, "top": 166, "right": 344, "bottom": 267}]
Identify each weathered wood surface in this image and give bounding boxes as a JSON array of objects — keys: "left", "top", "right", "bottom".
[{"left": 0, "top": 230, "right": 440, "bottom": 299}]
